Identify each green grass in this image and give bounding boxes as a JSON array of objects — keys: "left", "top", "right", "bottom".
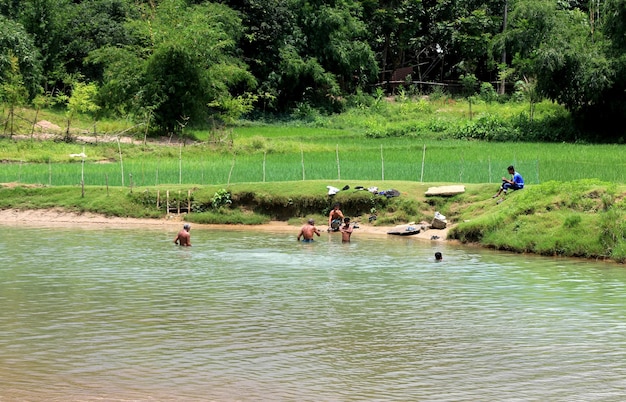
[
  {"left": 1, "top": 138, "right": 625, "bottom": 186},
  {"left": 449, "top": 179, "right": 626, "bottom": 262}
]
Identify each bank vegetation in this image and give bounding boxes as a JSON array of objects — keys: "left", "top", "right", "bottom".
[{"left": 1, "top": 178, "right": 625, "bottom": 263}]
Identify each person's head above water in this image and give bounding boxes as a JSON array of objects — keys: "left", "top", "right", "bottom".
[
  {"left": 435, "top": 252, "right": 442, "bottom": 261},
  {"left": 308, "top": 218, "right": 315, "bottom": 225},
  {"left": 183, "top": 224, "right": 190, "bottom": 231}
]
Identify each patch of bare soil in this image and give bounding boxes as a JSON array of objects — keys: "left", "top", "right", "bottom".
[{"left": 7, "top": 121, "right": 195, "bottom": 146}]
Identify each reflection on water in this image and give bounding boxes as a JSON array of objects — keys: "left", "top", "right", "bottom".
[{"left": 1, "top": 226, "right": 626, "bottom": 401}]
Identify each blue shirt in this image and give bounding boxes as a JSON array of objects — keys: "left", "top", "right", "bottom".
[{"left": 513, "top": 172, "right": 524, "bottom": 188}]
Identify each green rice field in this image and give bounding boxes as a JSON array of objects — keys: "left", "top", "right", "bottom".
[{"left": 1, "top": 135, "right": 625, "bottom": 186}]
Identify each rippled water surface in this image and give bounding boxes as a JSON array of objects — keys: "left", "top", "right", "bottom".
[{"left": 1, "top": 226, "right": 626, "bottom": 401}]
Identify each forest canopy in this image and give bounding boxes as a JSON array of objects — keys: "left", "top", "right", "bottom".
[{"left": 1, "top": 0, "right": 625, "bottom": 140}]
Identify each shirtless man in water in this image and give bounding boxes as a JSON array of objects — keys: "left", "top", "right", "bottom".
[
  {"left": 340, "top": 217, "right": 353, "bottom": 243},
  {"left": 174, "top": 224, "right": 192, "bottom": 246},
  {"left": 297, "top": 219, "right": 321, "bottom": 242}
]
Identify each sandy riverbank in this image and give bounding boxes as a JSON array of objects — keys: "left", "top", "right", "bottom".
[{"left": 0, "top": 208, "right": 451, "bottom": 241}]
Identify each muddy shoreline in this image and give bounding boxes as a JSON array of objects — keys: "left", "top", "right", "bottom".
[{"left": 0, "top": 208, "right": 451, "bottom": 241}]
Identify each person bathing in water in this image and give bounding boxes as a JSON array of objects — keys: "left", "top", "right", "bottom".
[
  {"left": 340, "top": 217, "right": 353, "bottom": 243},
  {"left": 328, "top": 203, "right": 344, "bottom": 232},
  {"left": 298, "top": 219, "right": 321, "bottom": 242},
  {"left": 174, "top": 224, "right": 192, "bottom": 247}
]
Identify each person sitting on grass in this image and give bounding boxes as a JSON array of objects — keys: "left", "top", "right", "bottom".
[
  {"left": 328, "top": 203, "right": 344, "bottom": 232},
  {"left": 493, "top": 165, "right": 524, "bottom": 199}
]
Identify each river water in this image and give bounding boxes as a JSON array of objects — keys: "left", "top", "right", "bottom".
[{"left": 1, "top": 226, "right": 625, "bottom": 401}]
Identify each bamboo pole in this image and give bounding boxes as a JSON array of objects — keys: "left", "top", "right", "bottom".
[
  {"left": 179, "top": 143, "right": 182, "bottom": 185},
  {"left": 380, "top": 144, "right": 384, "bottom": 181},
  {"left": 420, "top": 144, "right": 426, "bottom": 182},
  {"left": 156, "top": 154, "right": 159, "bottom": 186},
  {"left": 536, "top": 159, "right": 540, "bottom": 184},
  {"left": 301, "top": 145, "right": 305, "bottom": 181},
  {"left": 177, "top": 190, "right": 181, "bottom": 214},
  {"left": 157, "top": 189, "right": 160, "bottom": 209},
  {"left": 263, "top": 151, "right": 266, "bottom": 183},
  {"left": 81, "top": 146, "right": 85, "bottom": 198},
  {"left": 336, "top": 144, "right": 341, "bottom": 181},
  {"left": 227, "top": 154, "right": 236, "bottom": 185},
  {"left": 167, "top": 190, "right": 170, "bottom": 213},
  {"left": 187, "top": 189, "right": 191, "bottom": 212},
  {"left": 117, "top": 136, "right": 124, "bottom": 187}
]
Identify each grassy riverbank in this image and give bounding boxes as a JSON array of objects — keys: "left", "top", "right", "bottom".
[{"left": 1, "top": 179, "right": 625, "bottom": 262}]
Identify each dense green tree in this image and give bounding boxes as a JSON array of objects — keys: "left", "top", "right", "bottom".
[
  {"left": 222, "top": 0, "right": 298, "bottom": 110},
  {"left": 143, "top": 45, "right": 207, "bottom": 132},
  {"left": 361, "top": 0, "right": 424, "bottom": 81},
  {"left": 0, "top": 15, "right": 42, "bottom": 99},
  {"left": 495, "top": 0, "right": 559, "bottom": 80},
  {"left": 60, "top": 0, "right": 139, "bottom": 81},
  {"left": 499, "top": 0, "right": 616, "bottom": 138},
  {"left": 533, "top": 10, "right": 612, "bottom": 113},
  {"left": 91, "top": 0, "right": 255, "bottom": 132},
  {"left": 62, "top": 81, "right": 100, "bottom": 139},
  {"left": 581, "top": 0, "right": 626, "bottom": 138},
  {"left": 0, "top": 52, "right": 28, "bottom": 135},
  {"left": 284, "top": 0, "right": 377, "bottom": 109},
  {"left": 87, "top": 46, "right": 144, "bottom": 116},
  {"left": 225, "top": 0, "right": 378, "bottom": 111},
  {"left": 17, "top": 0, "right": 71, "bottom": 90},
  {"left": 2, "top": 0, "right": 626, "bottom": 140}
]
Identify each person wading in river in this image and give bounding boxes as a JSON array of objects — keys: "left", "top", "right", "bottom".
[
  {"left": 174, "top": 224, "right": 192, "bottom": 247},
  {"left": 298, "top": 219, "right": 321, "bottom": 242}
]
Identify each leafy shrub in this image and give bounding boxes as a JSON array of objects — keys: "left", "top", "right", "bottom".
[
  {"left": 364, "top": 123, "right": 422, "bottom": 138},
  {"left": 291, "top": 102, "right": 321, "bottom": 121},
  {"left": 511, "top": 112, "right": 579, "bottom": 142},
  {"left": 132, "top": 189, "right": 158, "bottom": 207},
  {"left": 428, "top": 118, "right": 452, "bottom": 133},
  {"left": 452, "top": 114, "right": 517, "bottom": 141},
  {"left": 479, "top": 82, "right": 498, "bottom": 103},
  {"left": 428, "top": 86, "right": 448, "bottom": 101},
  {"left": 212, "top": 188, "right": 232, "bottom": 209},
  {"left": 460, "top": 74, "right": 479, "bottom": 96},
  {"left": 345, "top": 88, "right": 375, "bottom": 109}
]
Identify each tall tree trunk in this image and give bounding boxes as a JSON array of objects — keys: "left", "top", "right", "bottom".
[{"left": 499, "top": 0, "right": 508, "bottom": 95}]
